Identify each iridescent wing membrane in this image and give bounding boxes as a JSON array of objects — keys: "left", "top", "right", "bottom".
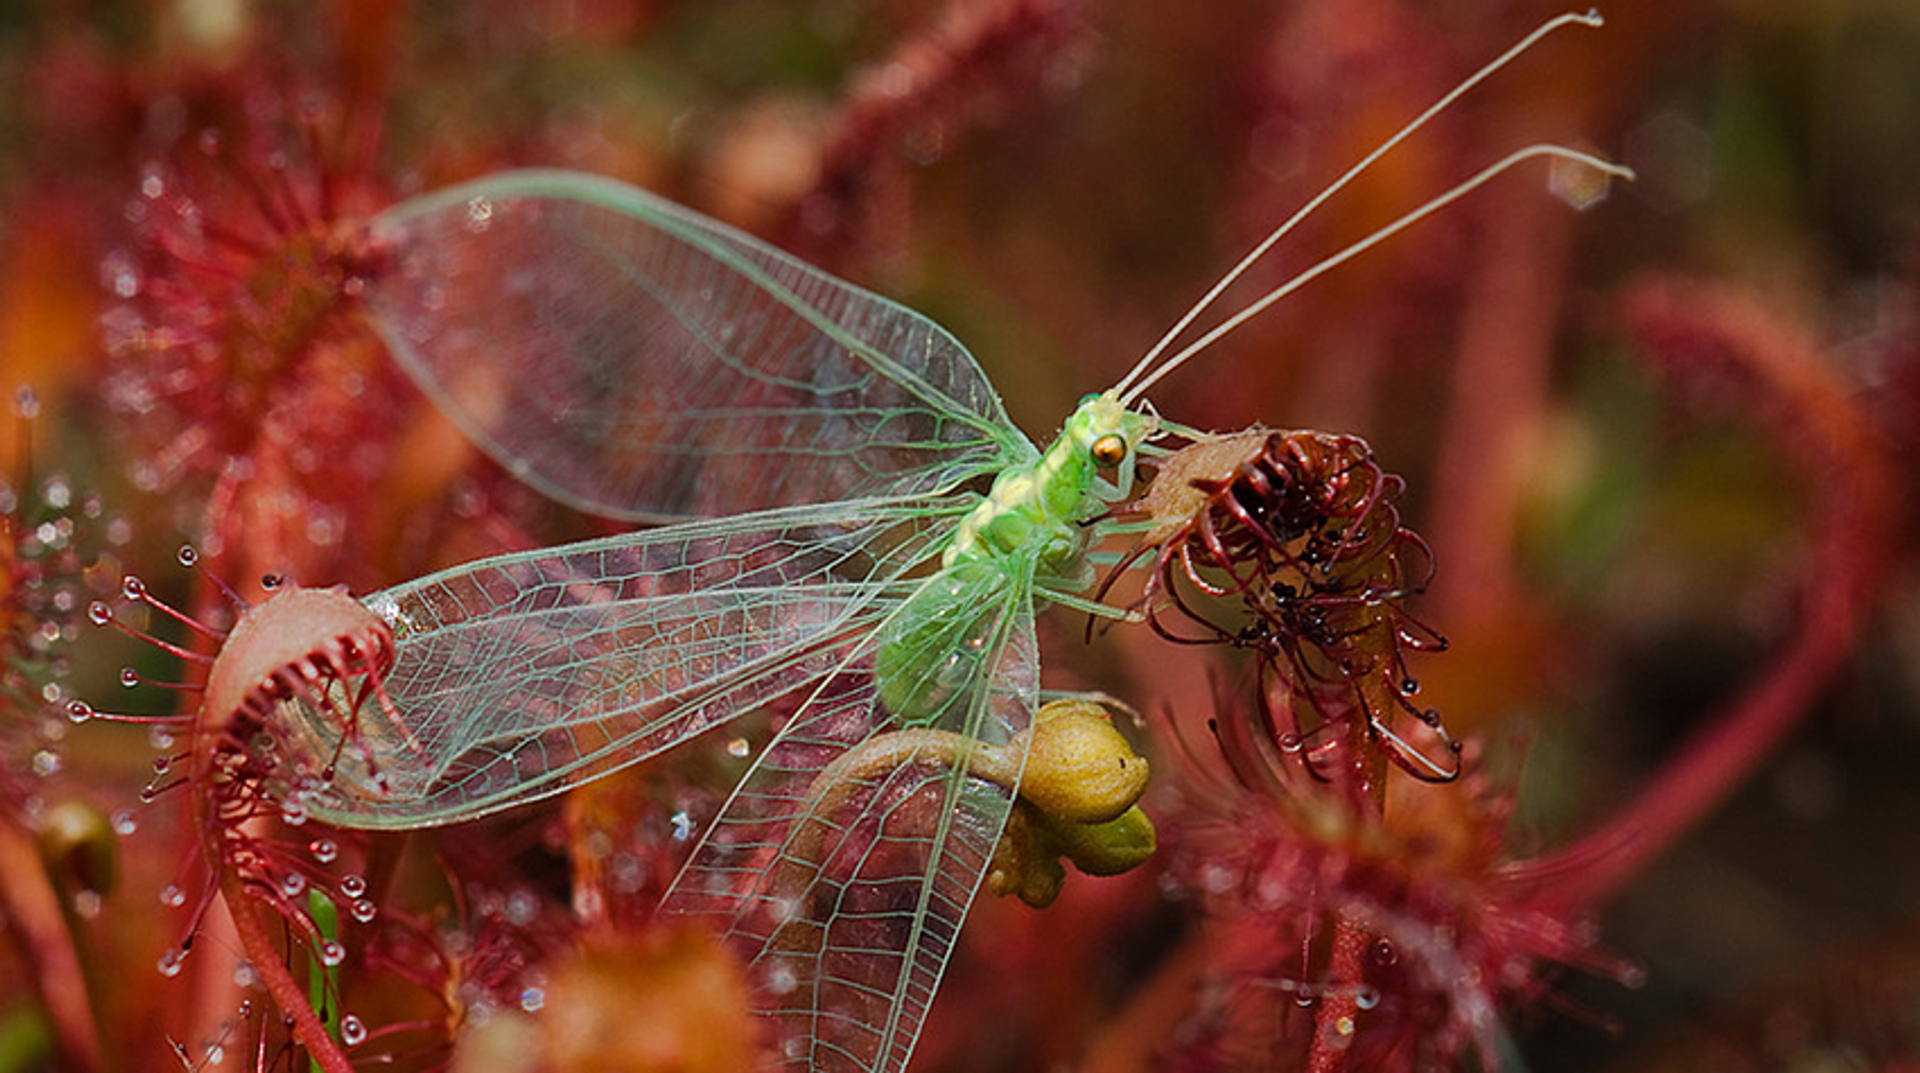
[
  {"left": 314, "top": 171, "right": 1054, "bottom": 1072},
  {"left": 366, "top": 169, "right": 1035, "bottom": 520},
  {"left": 294, "top": 497, "right": 966, "bottom": 828},
  {"left": 672, "top": 552, "right": 1039, "bottom": 1073}
]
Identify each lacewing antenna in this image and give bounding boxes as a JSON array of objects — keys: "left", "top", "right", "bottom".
[
  {"left": 1120, "top": 145, "right": 1633, "bottom": 406},
  {"left": 1109, "top": 9, "right": 1630, "bottom": 407}
]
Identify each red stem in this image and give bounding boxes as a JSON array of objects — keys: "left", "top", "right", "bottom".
[
  {"left": 1537, "top": 277, "right": 1896, "bottom": 914},
  {"left": 1306, "top": 913, "right": 1371, "bottom": 1073},
  {"left": 0, "top": 818, "right": 105, "bottom": 1073},
  {"left": 217, "top": 860, "right": 356, "bottom": 1073}
]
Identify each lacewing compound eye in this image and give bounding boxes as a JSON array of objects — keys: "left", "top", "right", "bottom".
[{"left": 1091, "top": 433, "right": 1128, "bottom": 468}]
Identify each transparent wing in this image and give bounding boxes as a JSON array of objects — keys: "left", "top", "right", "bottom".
[
  {"left": 364, "top": 169, "right": 1036, "bottom": 521},
  {"left": 280, "top": 496, "right": 970, "bottom": 829},
  {"left": 665, "top": 552, "right": 1039, "bottom": 1073}
]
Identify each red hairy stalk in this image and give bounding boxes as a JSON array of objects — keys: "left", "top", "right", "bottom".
[
  {"left": 0, "top": 394, "right": 110, "bottom": 1071},
  {"left": 1149, "top": 666, "right": 1634, "bottom": 1073},
  {"left": 100, "top": 87, "right": 411, "bottom": 588},
  {"left": 784, "top": 0, "right": 1092, "bottom": 260},
  {"left": 189, "top": 583, "right": 401, "bottom": 1072},
  {"left": 1537, "top": 277, "right": 1899, "bottom": 914},
  {"left": 90, "top": 572, "right": 403, "bottom": 1070}
]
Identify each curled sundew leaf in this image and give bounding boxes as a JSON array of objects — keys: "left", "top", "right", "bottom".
[
  {"left": 199, "top": 582, "right": 414, "bottom": 804},
  {"left": 89, "top": 573, "right": 405, "bottom": 1073},
  {"left": 1107, "top": 430, "right": 1459, "bottom": 787},
  {"left": 779, "top": 698, "right": 1155, "bottom": 915}
]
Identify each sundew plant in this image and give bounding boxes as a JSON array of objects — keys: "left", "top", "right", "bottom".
[{"left": 1, "top": 3, "right": 1916, "bottom": 1072}]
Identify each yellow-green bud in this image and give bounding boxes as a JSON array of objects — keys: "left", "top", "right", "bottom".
[{"left": 1015, "top": 700, "right": 1150, "bottom": 824}]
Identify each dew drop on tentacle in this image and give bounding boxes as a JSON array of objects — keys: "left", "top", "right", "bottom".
[
  {"left": 1369, "top": 938, "right": 1397, "bottom": 967},
  {"left": 339, "top": 1015, "right": 367, "bottom": 1047}
]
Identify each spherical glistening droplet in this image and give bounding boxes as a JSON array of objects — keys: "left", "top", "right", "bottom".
[
  {"left": 120, "top": 667, "right": 140, "bottom": 688},
  {"left": 349, "top": 899, "right": 376, "bottom": 924},
  {"left": 765, "top": 961, "right": 798, "bottom": 996},
  {"left": 280, "top": 871, "right": 308, "bottom": 897},
  {"left": 159, "top": 883, "right": 186, "bottom": 908},
  {"left": 111, "top": 809, "right": 137, "bottom": 835},
  {"left": 339, "top": 1014, "right": 367, "bottom": 1047},
  {"left": 318, "top": 940, "right": 345, "bottom": 967},
  {"left": 65, "top": 700, "right": 94, "bottom": 724},
  {"left": 157, "top": 948, "right": 185, "bottom": 977},
  {"left": 176, "top": 545, "right": 199, "bottom": 568},
  {"left": 307, "top": 837, "right": 338, "bottom": 864},
  {"left": 72, "top": 890, "right": 102, "bottom": 919},
  {"left": 87, "top": 602, "right": 113, "bottom": 626},
  {"left": 121, "top": 575, "right": 147, "bottom": 600},
  {"left": 338, "top": 874, "right": 367, "bottom": 899},
  {"left": 505, "top": 889, "right": 538, "bottom": 926},
  {"left": 726, "top": 737, "right": 751, "bottom": 759}
]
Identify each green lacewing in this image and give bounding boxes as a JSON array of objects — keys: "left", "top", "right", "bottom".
[{"left": 279, "top": 13, "right": 1627, "bottom": 1072}]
